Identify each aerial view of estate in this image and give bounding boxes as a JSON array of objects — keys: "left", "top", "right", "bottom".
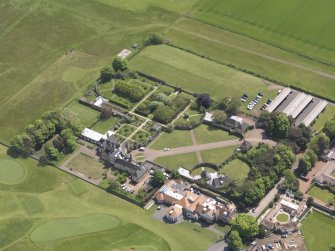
[{"left": 1, "top": 1, "right": 335, "bottom": 251}]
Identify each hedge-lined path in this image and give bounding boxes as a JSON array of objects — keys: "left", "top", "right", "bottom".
[{"left": 129, "top": 86, "right": 157, "bottom": 113}]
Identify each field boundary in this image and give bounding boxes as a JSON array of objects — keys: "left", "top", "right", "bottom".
[
  {"left": 184, "top": 15, "right": 335, "bottom": 68},
  {"left": 166, "top": 43, "right": 335, "bottom": 103}
]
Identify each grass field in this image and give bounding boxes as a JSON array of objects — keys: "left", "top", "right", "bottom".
[
  {"left": 129, "top": 45, "right": 277, "bottom": 101},
  {"left": 67, "top": 153, "right": 105, "bottom": 179},
  {"left": 190, "top": 0, "right": 335, "bottom": 66},
  {"left": 91, "top": 117, "right": 120, "bottom": 134},
  {"left": 63, "top": 102, "right": 101, "bottom": 128},
  {"left": 312, "top": 105, "right": 335, "bottom": 132},
  {"left": 31, "top": 214, "right": 120, "bottom": 245},
  {"left": 308, "top": 186, "right": 335, "bottom": 204},
  {"left": 221, "top": 159, "right": 250, "bottom": 181},
  {"left": 192, "top": 166, "right": 217, "bottom": 176},
  {"left": 166, "top": 18, "right": 335, "bottom": 101},
  {"left": 200, "top": 146, "right": 236, "bottom": 164},
  {"left": 154, "top": 152, "right": 198, "bottom": 171},
  {"left": 193, "top": 125, "right": 238, "bottom": 144},
  {"left": 301, "top": 211, "right": 335, "bottom": 251},
  {"left": 0, "top": 146, "right": 218, "bottom": 250},
  {"left": 0, "top": 0, "right": 188, "bottom": 144},
  {"left": 149, "top": 130, "right": 193, "bottom": 150}
]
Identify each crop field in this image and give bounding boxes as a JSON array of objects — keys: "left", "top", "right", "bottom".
[
  {"left": 166, "top": 18, "right": 335, "bottom": 101},
  {"left": 190, "top": 0, "right": 335, "bottom": 65},
  {"left": 301, "top": 211, "right": 335, "bottom": 251},
  {"left": 0, "top": 0, "right": 190, "bottom": 144},
  {"left": 0, "top": 146, "right": 218, "bottom": 250},
  {"left": 130, "top": 45, "right": 277, "bottom": 101}
]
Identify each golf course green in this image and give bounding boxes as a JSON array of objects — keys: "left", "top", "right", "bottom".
[{"left": 0, "top": 156, "right": 28, "bottom": 185}]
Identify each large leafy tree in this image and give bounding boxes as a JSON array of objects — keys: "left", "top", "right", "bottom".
[
  {"left": 112, "top": 57, "right": 127, "bottom": 71},
  {"left": 151, "top": 170, "right": 166, "bottom": 187},
  {"left": 274, "top": 113, "right": 291, "bottom": 139},
  {"left": 227, "top": 230, "right": 243, "bottom": 250},
  {"left": 232, "top": 214, "right": 259, "bottom": 238},
  {"left": 100, "top": 67, "right": 113, "bottom": 83},
  {"left": 196, "top": 93, "right": 211, "bottom": 109},
  {"left": 323, "top": 119, "right": 335, "bottom": 140},
  {"left": 308, "top": 133, "right": 329, "bottom": 156}
]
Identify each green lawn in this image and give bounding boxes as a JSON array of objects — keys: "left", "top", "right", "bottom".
[
  {"left": 191, "top": 0, "right": 335, "bottom": 66},
  {"left": 221, "top": 159, "right": 250, "bottom": 181},
  {"left": 193, "top": 125, "right": 238, "bottom": 144},
  {"left": 276, "top": 213, "right": 289, "bottom": 223},
  {"left": 312, "top": 105, "right": 335, "bottom": 132},
  {"left": 0, "top": 145, "right": 218, "bottom": 251},
  {"left": 149, "top": 130, "right": 193, "bottom": 150},
  {"left": 200, "top": 146, "right": 237, "bottom": 164},
  {"left": 129, "top": 45, "right": 276, "bottom": 101},
  {"left": 67, "top": 153, "right": 105, "bottom": 179},
  {"left": 307, "top": 186, "right": 335, "bottom": 204},
  {"left": 154, "top": 152, "right": 198, "bottom": 171},
  {"left": 301, "top": 211, "right": 335, "bottom": 251},
  {"left": 167, "top": 17, "right": 335, "bottom": 102},
  {"left": 63, "top": 102, "right": 101, "bottom": 128},
  {"left": 91, "top": 117, "right": 120, "bottom": 134}
]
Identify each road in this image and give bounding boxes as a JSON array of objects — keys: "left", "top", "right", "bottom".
[{"left": 248, "top": 178, "right": 284, "bottom": 218}]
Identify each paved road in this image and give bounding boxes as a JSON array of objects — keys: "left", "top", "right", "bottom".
[{"left": 248, "top": 178, "right": 284, "bottom": 218}]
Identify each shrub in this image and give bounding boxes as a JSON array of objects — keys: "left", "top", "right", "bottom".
[{"left": 153, "top": 106, "right": 176, "bottom": 124}]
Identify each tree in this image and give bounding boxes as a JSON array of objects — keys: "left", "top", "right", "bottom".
[
  {"left": 212, "top": 110, "right": 227, "bottom": 125},
  {"left": 153, "top": 106, "right": 175, "bottom": 124},
  {"left": 144, "top": 32, "right": 164, "bottom": 46},
  {"left": 10, "top": 135, "right": 25, "bottom": 153},
  {"left": 196, "top": 93, "right": 211, "bottom": 109},
  {"left": 100, "top": 105, "right": 113, "bottom": 120},
  {"left": 44, "top": 144, "right": 59, "bottom": 161},
  {"left": 324, "top": 119, "right": 335, "bottom": 140},
  {"left": 298, "top": 154, "right": 311, "bottom": 174},
  {"left": 227, "top": 230, "right": 243, "bottom": 250},
  {"left": 232, "top": 214, "right": 259, "bottom": 238},
  {"left": 149, "top": 101, "right": 164, "bottom": 112},
  {"left": 307, "top": 150, "right": 317, "bottom": 167},
  {"left": 330, "top": 244, "right": 335, "bottom": 251},
  {"left": 112, "top": 57, "right": 127, "bottom": 71},
  {"left": 243, "top": 179, "right": 265, "bottom": 206},
  {"left": 100, "top": 67, "right": 113, "bottom": 83},
  {"left": 274, "top": 143, "right": 296, "bottom": 168},
  {"left": 151, "top": 170, "right": 166, "bottom": 187},
  {"left": 280, "top": 170, "right": 298, "bottom": 192},
  {"left": 274, "top": 113, "right": 291, "bottom": 139},
  {"left": 308, "top": 133, "right": 329, "bottom": 156}
]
